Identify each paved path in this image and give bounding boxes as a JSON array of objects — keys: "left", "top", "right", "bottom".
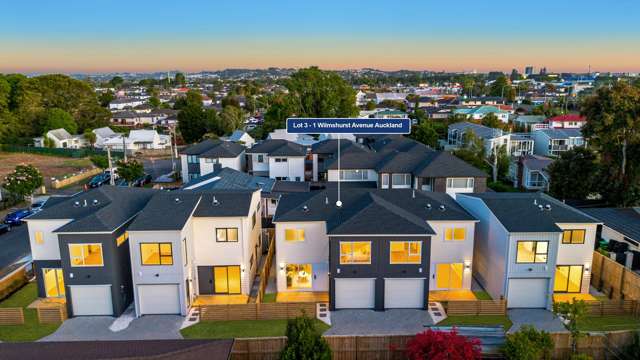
[
  {"left": 507, "top": 309, "right": 568, "bottom": 334},
  {"left": 41, "top": 315, "right": 184, "bottom": 342},
  {"left": 325, "top": 309, "right": 433, "bottom": 336}
]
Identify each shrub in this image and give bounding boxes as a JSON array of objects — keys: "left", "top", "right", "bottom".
[
  {"left": 406, "top": 328, "right": 482, "bottom": 360},
  {"left": 502, "top": 325, "right": 554, "bottom": 360},
  {"left": 279, "top": 314, "right": 331, "bottom": 360},
  {"left": 90, "top": 155, "right": 108, "bottom": 169}
]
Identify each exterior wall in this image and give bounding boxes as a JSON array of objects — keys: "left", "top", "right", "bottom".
[
  {"left": 27, "top": 219, "right": 72, "bottom": 261},
  {"left": 180, "top": 155, "right": 189, "bottom": 182},
  {"left": 33, "top": 259, "right": 63, "bottom": 298},
  {"left": 198, "top": 154, "right": 244, "bottom": 176},
  {"left": 249, "top": 153, "right": 269, "bottom": 174},
  {"left": 533, "top": 131, "right": 551, "bottom": 156},
  {"left": 329, "top": 235, "right": 430, "bottom": 311},
  {"left": 473, "top": 177, "right": 487, "bottom": 193},
  {"left": 269, "top": 156, "right": 305, "bottom": 181},
  {"left": 327, "top": 169, "right": 378, "bottom": 182},
  {"left": 556, "top": 223, "right": 597, "bottom": 294},
  {"left": 427, "top": 221, "right": 476, "bottom": 291},
  {"left": 600, "top": 225, "right": 639, "bottom": 251},
  {"left": 274, "top": 221, "right": 329, "bottom": 293}
]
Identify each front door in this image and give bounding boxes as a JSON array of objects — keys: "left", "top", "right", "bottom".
[
  {"left": 43, "top": 268, "right": 65, "bottom": 298},
  {"left": 554, "top": 265, "right": 583, "bottom": 293},
  {"left": 436, "top": 263, "right": 463, "bottom": 290},
  {"left": 213, "top": 266, "right": 241, "bottom": 294}
]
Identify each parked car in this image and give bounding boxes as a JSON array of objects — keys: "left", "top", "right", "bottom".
[
  {"left": 89, "top": 173, "right": 111, "bottom": 188},
  {"left": 133, "top": 173, "right": 153, "bottom": 187},
  {"left": 4, "top": 209, "right": 33, "bottom": 226},
  {"left": 0, "top": 223, "right": 10, "bottom": 235},
  {"left": 30, "top": 199, "right": 47, "bottom": 213},
  {"left": 115, "top": 178, "right": 130, "bottom": 187}
]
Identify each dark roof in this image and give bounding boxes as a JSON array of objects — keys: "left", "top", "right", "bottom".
[
  {"left": 369, "top": 135, "right": 429, "bottom": 153},
  {"left": 271, "top": 181, "right": 311, "bottom": 193},
  {"left": 461, "top": 192, "right": 600, "bottom": 233},
  {"left": 28, "top": 186, "right": 157, "bottom": 233},
  {"left": 180, "top": 139, "right": 244, "bottom": 158},
  {"left": 414, "top": 151, "right": 488, "bottom": 178},
  {"left": 311, "top": 139, "right": 369, "bottom": 155},
  {"left": 325, "top": 152, "right": 386, "bottom": 170},
  {"left": 181, "top": 167, "right": 275, "bottom": 193},
  {"left": 0, "top": 339, "right": 233, "bottom": 360},
  {"left": 193, "top": 191, "right": 254, "bottom": 217},
  {"left": 274, "top": 188, "right": 475, "bottom": 235},
  {"left": 128, "top": 191, "right": 201, "bottom": 231},
  {"left": 581, "top": 208, "right": 640, "bottom": 243},
  {"left": 246, "top": 139, "right": 306, "bottom": 156}
]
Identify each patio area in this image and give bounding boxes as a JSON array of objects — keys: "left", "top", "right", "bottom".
[
  {"left": 276, "top": 292, "right": 329, "bottom": 303},
  {"left": 553, "top": 293, "right": 597, "bottom": 303},
  {"left": 193, "top": 295, "right": 249, "bottom": 305},
  {"left": 429, "top": 290, "right": 477, "bottom": 301}
]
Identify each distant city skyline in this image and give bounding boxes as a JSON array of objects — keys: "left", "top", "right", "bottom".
[{"left": 2, "top": 0, "right": 639, "bottom": 74}]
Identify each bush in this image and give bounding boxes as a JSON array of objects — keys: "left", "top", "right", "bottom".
[
  {"left": 624, "top": 331, "right": 640, "bottom": 359},
  {"left": 90, "top": 155, "right": 108, "bottom": 169},
  {"left": 279, "top": 314, "right": 331, "bottom": 360},
  {"left": 502, "top": 325, "right": 554, "bottom": 360},
  {"left": 406, "top": 328, "right": 482, "bottom": 360}
]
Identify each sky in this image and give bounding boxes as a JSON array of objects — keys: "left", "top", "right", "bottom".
[{"left": 1, "top": 0, "right": 639, "bottom": 74}]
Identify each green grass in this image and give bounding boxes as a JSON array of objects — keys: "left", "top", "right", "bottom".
[
  {"left": 261, "top": 293, "right": 276, "bottom": 303},
  {"left": 439, "top": 315, "right": 513, "bottom": 331},
  {"left": 473, "top": 291, "right": 493, "bottom": 300},
  {"left": 577, "top": 315, "right": 640, "bottom": 332},
  {"left": 181, "top": 319, "right": 330, "bottom": 339},
  {"left": 0, "top": 282, "right": 61, "bottom": 342},
  {"left": 61, "top": 158, "right": 93, "bottom": 168}
]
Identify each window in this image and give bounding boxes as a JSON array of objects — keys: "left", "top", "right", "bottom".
[
  {"left": 257, "top": 154, "right": 264, "bottom": 163},
  {"left": 214, "top": 266, "right": 241, "bottom": 294},
  {"left": 188, "top": 173, "right": 199, "bottom": 180},
  {"left": 216, "top": 228, "right": 238, "bottom": 242},
  {"left": 35, "top": 231, "right": 44, "bottom": 245},
  {"left": 340, "top": 241, "right": 371, "bottom": 264},
  {"left": 390, "top": 241, "right": 422, "bottom": 264},
  {"left": 421, "top": 178, "right": 434, "bottom": 192},
  {"left": 381, "top": 174, "right": 389, "bottom": 189},
  {"left": 285, "top": 229, "right": 305, "bottom": 242},
  {"left": 447, "top": 178, "right": 474, "bottom": 189},
  {"left": 116, "top": 232, "right": 128, "bottom": 247},
  {"left": 554, "top": 265, "right": 583, "bottom": 293},
  {"left": 436, "top": 263, "right": 463, "bottom": 289},
  {"left": 340, "top": 169, "right": 368, "bottom": 181},
  {"left": 516, "top": 241, "right": 548, "bottom": 263},
  {"left": 140, "top": 243, "right": 173, "bottom": 265},
  {"left": 275, "top": 157, "right": 288, "bottom": 162},
  {"left": 69, "top": 244, "right": 104, "bottom": 267},
  {"left": 275, "top": 176, "right": 287, "bottom": 181},
  {"left": 391, "top": 173, "right": 411, "bottom": 187},
  {"left": 187, "top": 155, "right": 198, "bottom": 164},
  {"left": 562, "top": 229, "right": 585, "bottom": 244},
  {"left": 204, "top": 158, "right": 218, "bottom": 164},
  {"left": 182, "top": 238, "right": 188, "bottom": 267},
  {"left": 43, "top": 268, "right": 65, "bottom": 297},
  {"left": 286, "top": 264, "right": 312, "bottom": 289},
  {"left": 444, "top": 228, "right": 466, "bottom": 241}
]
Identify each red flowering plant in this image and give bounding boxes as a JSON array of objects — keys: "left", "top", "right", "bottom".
[{"left": 406, "top": 328, "right": 482, "bottom": 360}]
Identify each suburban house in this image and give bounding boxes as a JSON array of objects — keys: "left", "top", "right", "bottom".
[
  {"left": 34, "top": 128, "right": 88, "bottom": 149},
  {"left": 25, "top": 186, "right": 157, "bottom": 317},
  {"left": 457, "top": 192, "right": 600, "bottom": 309},
  {"left": 514, "top": 115, "right": 546, "bottom": 131},
  {"left": 92, "top": 127, "right": 119, "bottom": 148},
  {"left": 310, "top": 139, "right": 371, "bottom": 182},
  {"left": 453, "top": 106, "right": 510, "bottom": 123},
  {"left": 457, "top": 97, "right": 505, "bottom": 106},
  {"left": 109, "top": 97, "right": 146, "bottom": 110},
  {"left": 103, "top": 130, "right": 171, "bottom": 152},
  {"left": 126, "top": 190, "right": 262, "bottom": 316},
  {"left": 532, "top": 128, "right": 586, "bottom": 157},
  {"left": 246, "top": 139, "right": 307, "bottom": 181},
  {"left": 267, "top": 129, "right": 317, "bottom": 147},
  {"left": 226, "top": 130, "right": 255, "bottom": 148},
  {"left": 447, "top": 122, "right": 534, "bottom": 158},
  {"left": 581, "top": 208, "right": 640, "bottom": 270},
  {"left": 179, "top": 139, "right": 246, "bottom": 182},
  {"left": 514, "top": 154, "right": 554, "bottom": 191},
  {"left": 273, "top": 188, "right": 477, "bottom": 311},
  {"left": 546, "top": 114, "right": 587, "bottom": 129},
  {"left": 375, "top": 92, "right": 407, "bottom": 104}
]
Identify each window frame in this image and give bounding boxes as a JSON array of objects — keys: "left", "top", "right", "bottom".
[
  {"left": 554, "top": 265, "right": 584, "bottom": 293},
  {"left": 257, "top": 154, "right": 264, "bottom": 163},
  {"left": 562, "top": 229, "right": 586, "bottom": 244},
  {"left": 339, "top": 241, "right": 372, "bottom": 265},
  {"left": 515, "top": 240, "right": 549, "bottom": 264},
  {"left": 35, "top": 231, "right": 44, "bottom": 245},
  {"left": 68, "top": 243, "right": 104, "bottom": 267},
  {"left": 381, "top": 173, "right": 389, "bottom": 189},
  {"left": 446, "top": 177, "right": 474, "bottom": 189},
  {"left": 116, "top": 231, "right": 128, "bottom": 247},
  {"left": 285, "top": 228, "right": 305, "bottom": 242},
  {"left": 140, "top": 242, "right": 174, "bottom": 266},
  {"left": 444, "top": 227, "right": 466, "bottom": 242},
  {"left": 216, "top": 228, "right": 239, "bottom": 242},
  {"left": 389, "top": 241, "right": 422, "bottom": 264}
]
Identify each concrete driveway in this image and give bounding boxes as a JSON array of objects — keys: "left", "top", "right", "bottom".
[
  {"left": 40, "top": 315, "right": 184, "bottom": 342},
  {"left": 507, "top": 309, "right": 568, "bottom": 334},
  {"left": 325, "top": 309, "right": 433, "bottom": 336}
]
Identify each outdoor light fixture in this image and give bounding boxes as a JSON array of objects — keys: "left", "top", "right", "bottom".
[
  {"left": 279, "top": 262, "right": 285, "bottom": 271},
  {"left": 464, "top": 261, "right": 471, "bottom": 270}
]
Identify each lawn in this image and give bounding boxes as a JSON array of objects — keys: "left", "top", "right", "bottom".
[
  {"left": 181, "top": 319, "right": 330, "bottom": 339},
  {"left": 473, "top": 291, "right": 493, "bottom": 300},
  {"left": 439, "top": 315, "right": 513, "bottom": 331},
  {"left": 577, "top": 315, "right": 640, "bottom": 332},
  {"left": 0, "top": 282, "right": 61, "bottom": 342},
  {"left": 261, "top": 293, "right": 276, "bottom": 303}
]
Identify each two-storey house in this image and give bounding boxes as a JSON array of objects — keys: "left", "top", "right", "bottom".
[
  {"left": 179, "top": 139, "right": 246, "bottom": 181},
  {"left": 246, "top": 139, "right": 307, "bottom": 181},
  {"left": 532, "top": 128, "right": 586, "bottom": 157}
]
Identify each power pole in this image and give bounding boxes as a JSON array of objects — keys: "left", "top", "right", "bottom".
[
  {"left": 107, "top": 146, "right": 115, "bottom": 186},
  {"left": 170, "top": 127, "right": 176, "bottom": 173},
  {"left": 122, "top": 135, "right": 127, "bottom": 162}
]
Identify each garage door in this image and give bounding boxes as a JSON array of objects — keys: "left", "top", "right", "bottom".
[
  {"left": 384, "top": 278, "right": 424, "bottom": 309},
  {"left": 334, "top": 278, "right": 375, "bottom": 309},
  {"left": 139, "top": 284, "right": 181, "bottom": 315},
  {"left": 70, "top": 285, "right": 113, "bottom": 316},
  {"left": 507, "top": 278, "right": 549, "bottom": 308}
]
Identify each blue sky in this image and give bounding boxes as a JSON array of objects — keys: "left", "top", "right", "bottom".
[{"left": 1, "top": 0, "right": 639, "bottom": 73}]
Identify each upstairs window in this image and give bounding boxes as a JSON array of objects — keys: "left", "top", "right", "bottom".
[
  {"left": 516, "top": 241, "right": 548, "bottom": 263},
  {"left": 69, "top": 244, "right": 104, "bottom": 267},
  {"left": 216, "top": 228, "right": 238, "bottom": 242},
  {"left": 391, "top": 174, "right": 411, "bottom": 187},
  {"left": 390, "top": 241, "right": 422, "bottom": 264},
  {"left": 340, "top": 241, "right": 371, "bottom": 264},
  {"left": 340, "top": 169, "right": 368, "bottom": 181},
  {"left": 35, "top": 231, "right": 44, "bottom": 245},
  {"left": 562, "top": 229, "right": 585, "bottom": 244},
  {"left": 444, "top": 228, "right": 466, "bottom": 241},
  {"left": 187, "top": 155, "right": 199, "bottom": 164},
  {"left": 204, "top": 158, "right": 219, "bottom": 164},
  {"left": 140, "top": 243, "right": 173, "bottom": 265},
  {"left": 257, "top": 154, "right": 264, "bottom": 163},
  {"left": 285, "top": 229, "right": 305, "bottom": 242},
  {"left": 447, "top": 178, "right": 474, "bottom": 189}
]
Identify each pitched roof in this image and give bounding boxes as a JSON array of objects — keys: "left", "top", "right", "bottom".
[
  {"left": 449, "top": 122, "right": 504, "bottom": 140},
  {"left": 522, "top": 154, "right": 554, "bottom": 172},
  {"left": 193, "top": 191, "right": 255, "bottom": 217},
  {"left": 461, "top": 192, "right": 600, "bottom": 233},
  {"left": 311, "top": 139, "right": 369, "bottom": 155},
  {"left": 48, "top": 128, "right": 73, "bottom": 141},
  {"left": 246, "top": 139, "right": 306, "bottom": 156},
  {"left": 581, "top": 208, "right": 640, "bottom": 243},
  {"left": 228, "top": 130, "right": 253, "bottom": 142},
  {"left": 93, "top": 127, "right": 116, "bottom": 138},
  {"left": 180, "top": 139, "right": 245, "bottom": 157},
  {"left": 536, "top": 128, "right": 583, "bottom": 139},
  {"left": 181, "top": 167, "right": 275, "bottom": 193},
  {"left": 547, "top": 114, "right": 586, "bottom": 123}
]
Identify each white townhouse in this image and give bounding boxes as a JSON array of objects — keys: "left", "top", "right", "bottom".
[
  {"left": 127, "top": 190, "right": 262, "bottom": 317},
  {"left": 532, "top": 128, "right": 586, "bottom": 157},
  {"left": 457, "top": 192, "right": 600, "bottom": 309},
  {"left": 179, "top": 139, "right": 246, "bottom": 182},
  {"left": 109, "top": 97, "right": 146, "bottom": 110},
  {"left": 103, "top": 130, "right": 171, "bottom": 151},
  {"left": 246, "top": 139, "right": 307, "bottom": 181}
]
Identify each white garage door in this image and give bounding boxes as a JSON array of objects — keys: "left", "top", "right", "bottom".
[
  {"left": 385, "top": 278, "right": 424, "bottom": 309},
  {"left": 139, "top": 284, "right": 181, "bottom": 315},
  {"left": 70, "top": 285, "right": 113, "bottom": 316},
  {"left": 507, "top": 278, "right": 549, "bottom": 308},
  {"left": 334, "top": 278, "right": 375, "bottom": 309}
]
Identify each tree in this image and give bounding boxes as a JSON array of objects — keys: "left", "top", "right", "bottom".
[
  {"left": 177, "top": 104, "right": 207, "bottom": 143},
  {"left": 365, "top": 100, "right": 376, "bottom": 110},
  {"left": 221, "top": 95, "right": 240, "bottom": 109},
  {"left": 502, "top": 325, "right": 554, "bottom": 360},
  {"left": 109, "top": 76, "right": 124, "bottom": 89},
  {"left": 554, "top": 300, "right": 588, "bottom": 355},
  {"left": 285, "top": 67, "right": 358, "bottom": 118},
  {"left": 2, "top": 164, "right": 43, "bottom": 199},
  {"left": 219, "top": 106, "right": 245, "bottom": 134},
  {"left": 488, "top": 143, "right": 509, "bottom": 182},
  {"left": 84, "top": 129, "right": 97, "bottom": 148},
  {"left": 244, "top": 96, "right": 256, "bottom": 114},
  {"left": 279, "top": 315, "right": 330, "bottom": 360},
  {"left": 547, "top": 147, "right": 598, "bottom": 200},
  {"left": 148, "top": 96, "right": 161, "bottom": 108},
  {"left": 262, "top": 97, "right": 294, "bottom": 134},
  {"left": 98, "top": 90, "right": 115, "bottom": 107},
  {"left": 410, "top": 121, "right": 438, "bottom": 148},
  {"left": 453, "top": 131, "right": 487, "bottom": 171},
  {"left": 174, "top": 72, "right": 186, "bottom": 86},
  {"left": 174, "top": 90, "right": 203, "bottom": 110},
  {"left": 90, "top": 155, "right": 108, "bottom": 169},
  {"left": 489, "top": 75, "right": 515, "bottom": 102},
  {"left": 406, "top": 328, "right": 482, "bottom": 360},
  {"left": 481, "top": 113, "right": 504, "bottom": 130},
  {"left": 116, "top": 160, "right": 144, "bottom": 185},
  {"left": 41, "top": 108, "right": 77, "bottom": 134}
]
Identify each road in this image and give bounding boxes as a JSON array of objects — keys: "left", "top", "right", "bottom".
[{"left": 0, "top": 225, "right": 30, "bottom": 276}]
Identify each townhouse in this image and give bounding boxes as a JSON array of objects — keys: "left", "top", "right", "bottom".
[
  {"left": 457, "top": 192, "right": 600, "bottom": 309},
  {"left": 532, "top": 128, "right": 586, "bottom": 157},
  {"left": 581, "top": 207, "right": 640, "bottom": 270},
  {"left": 447, "top": 122, "right": 534, "bottom": 158},
  {"left": 179, "top": 139, "right": 246, "bottom": 181},
  {"left": 246, "top": 139, "right": 307, "bottom": 181},
  {"left": 25, "top": 187, "right": 156, "bottom": 317},
  {"left": 310, "top": 139, "right": 371, "bottom": 182},
  {"left": 273, "top": 187, "right": 477, "bottom": 311}
]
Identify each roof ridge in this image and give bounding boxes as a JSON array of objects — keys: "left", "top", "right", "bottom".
[{"left": 369, "top": 192, "right": 432, "bottom": 231}]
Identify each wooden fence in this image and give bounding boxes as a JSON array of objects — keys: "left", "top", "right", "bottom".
[
  {"left": 591, "top": 250, "right": 640, "bottom": 300},
  {"left": 256, "top": 233, "right": 275, "bottom": 304},
  {"left": 444, "top": 300, "right": 507, "bottom": 316},
  {"left": 51, "top": 168, "right": 102, "bottom": 189},
  {"left": 199, "top": 302, "right": 317, "bottom": 322},
  {"left": 0, "top": 308, "right": 24, "bottom": 325},
  {"left": 582, "top": 299, "right": 640, "bottom": 317},
  {"left": 36, "top": 305, "right": 67, "bottom": 324}
]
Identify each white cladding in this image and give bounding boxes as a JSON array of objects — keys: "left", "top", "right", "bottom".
[
  {"left": 268, "top": 156, "right": 305, "bottom": 181},
  {"left": 26, "top": 219, "right": 72, "bottom": 260},
  {"left": 427, "top": 221, "right": 477, "bottom": 290}
]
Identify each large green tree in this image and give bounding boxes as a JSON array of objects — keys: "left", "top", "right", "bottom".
[
  {"left": 489, "top": 75, "right": 515, "bottom": 101},
  {"left": 178, "top": 104, "right": 207, "bottom": 143},
  {"left": 285, "top": 67, "right": 358, "bottom": 118},
  {"left": 2, "top": 164, "right": 43, "bottom": 199},
  {"left": 117, "top": 160, "right": 144, "bottom": 185},
  {"left": 547, "top": 147, "right": 598, "bottom": 200},
  {"left": 219, "top": 106, "right": 245, "bottom": 134},
  {"left": 40, "top": 108, "right": 77, "bottom": 134},
  {"left": 410, "top": 121, "right": 438, "bottom": 148}
]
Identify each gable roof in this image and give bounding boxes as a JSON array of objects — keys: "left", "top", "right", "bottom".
[
  {"left": 93, "top": 127, "right": 116, "bottom": 138},
  {"left": 48, "top": 128, "right": 73, "bottom": 141},
  {"left": 536, "top": 128, "right": 583, "bottom": 139},
  {"left": 311, "top": 139, "right": 369, "bottom": 155},
  {"left": 181, "top": 167, "right": 275, "bottom": 193},
  {"left": 228, "top": 130, "right": 253, "bottom": 143},
  {"left": 246, "top": 139, "right": 306, "bottom": 156},
  {"left": 180, "top": 139, "right": 245, "bottom": 158},
  {"left": 449, "top": 122, "right": 504, "bottom": 140},
  {"left": 581, "top": 208, "right": 640, "bottom": 243},
  {"left": 547, "top": 114, "right": 586, "bottom": 123}
]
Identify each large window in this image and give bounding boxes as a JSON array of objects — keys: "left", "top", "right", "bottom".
[
  {"left": 562, "top": 229, "right": 585, "bottom": 244},
  {"left": 444, "top": 228, "right": 466, "bottom": 241},
  {"left": 446, "top": 177, "right": 474, "bottom": 189},
  {"left": 285, "top": 229, "right": 305, "bottom": 242},
  {"left": 43, "top": 268, "right": 65, "bottom": 298},
  {"left": 286, "top": 264, "right": 312, "bottom": 289},
  {"left": 257, "top": 154, "right": 264, "bottom": 163},
  {"left": 214, "top": 266, "right": 241, "bottom": 294},
  {"left": 516, "top": 241, "right": 548, "bottom": 263},
  {"left": 390, "top": 241, "right": 422, "bottom": 264},
  {"left": 436, "top": 263, "right": 463, "bottom": 289},
  {"left": 340, "top": 241, "right": 371, "bottom": 264},
  {"left": 140, "top": 243, "right": 173, "bottom": 265},
  {"left": 339, "top": 169, "right": 368, "bottom": 181},
  {"left": 216, "top": 228, "right": 238, "bottom": 242},
  {"left": 204, "top": 158, "right": 219, "bottom": 164},
  {"left": 391, "top": 173, "right": 411, "bottom": 187},
  {"left": 554, "top": 265, "right": 583, "bottom": 293},
  {"left": 381, "top": 174, "right": 389, "bottom": 189},
  {"left": 69, "top": 244, "right": 104, "bottom": 267},
  {"left": 187, "top": 155, "right": 198, "bottom": 164}
]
